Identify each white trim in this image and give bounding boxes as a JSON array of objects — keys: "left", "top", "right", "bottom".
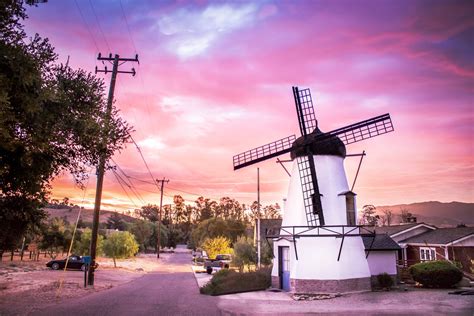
[
  {"left": 419, "top": 247, "right": 436, "bottom": 261},
  {"left": 449, "top": 233, "right": 474, "bottom": 245},
  {"left": 390, "top": 223, "right": 436, "bottom": 238}
]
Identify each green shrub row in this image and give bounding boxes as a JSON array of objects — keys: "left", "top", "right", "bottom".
[
  {"left": 409, "top": 260, "right": 463, "bottom": 288},
  {"left": 200, "top": 268, "right": 271, "bottom": 296}
]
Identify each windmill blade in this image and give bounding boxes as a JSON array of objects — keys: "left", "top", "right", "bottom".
[
  {"left": 319, "top": 113, "right": 393, "bottom": 145},
  {"left": 233, "top": 135, "right": 296, "bottom": 170},
  {"left": 293, "top": 86, "right": 317, "bottom": 137},
  {"left": 296, "top": 153, "right": 325, "bottom": 226}
]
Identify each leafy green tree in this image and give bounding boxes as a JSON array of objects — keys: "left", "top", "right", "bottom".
[
  {"left": 135, "top": 204, "right": 159, "bottom": 222},
  {"left": 189, "top": 218, "right": 246, "bottom": 249},
  {"left": 103, "top": 231, "right": 139, "bottom": 267},
  {"left": 232, "top": 236, "right": 256, "bottom": 272},
  {"left": 0, "top": 1, "right": 132, "bottom": 254},
  {"left": 39, "top": 217, "right": 69, "bottom": 258},
  {"left": 106, "top": 212, "right": 126, "bottom": 231},
  {"left": 73, "top": 228, "right": 104, "bottom": 256},
  {"left": 359, "top": 205, "right": 379, "bottom": 225},
  {"left": 130, "top": 219, "right": 152, "bottom": 252},
  {"left": 202, "top": 236, "right": 232, "bottom": 260}
]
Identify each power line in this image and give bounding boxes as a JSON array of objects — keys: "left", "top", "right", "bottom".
[
  {"left": 73, "top": 0, "right": 100, "bottom": 52},
  {"left": 88, "top": 0, "right": 111, "bottom": 53},
  {"left": 119, "top": 0, "right": 138, "bottom": 54},
  {"left": 111, "top": 169, "right": 140, "bottom": 208}
]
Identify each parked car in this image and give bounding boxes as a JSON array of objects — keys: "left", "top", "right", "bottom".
[
  {"left": 46, "top": 255, "right": 98, "bottom": 271},
  {"left": 203, "top": 254, "right": 232, "bottom": 274}
]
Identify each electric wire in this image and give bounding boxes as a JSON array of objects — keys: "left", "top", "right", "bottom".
[
  {"left": 119, "top": 0, "right": 138, "bottom": 54},
  {"left": 73, "top": 0, "right": 100, "bottom": 52},
  {"left": 88, "top": 0, "right": 111, "bottom": 53},
  {"left": 111, "top": 168, "right": 140, "bottom": 208}
]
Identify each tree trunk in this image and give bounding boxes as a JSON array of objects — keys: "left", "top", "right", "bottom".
[
  {"left": 113, "top": 257, "right": 116, "bottom": 268},
  {"left": 10, "top": 249, "right": 14, "bottom": 261}
]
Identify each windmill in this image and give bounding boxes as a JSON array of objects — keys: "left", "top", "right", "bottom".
[
  {"left": 233, "top": 86, "right": 394, "bottom": 293},
  {"left": 233, "top": 86, "right": 393, "bottom": 227}
]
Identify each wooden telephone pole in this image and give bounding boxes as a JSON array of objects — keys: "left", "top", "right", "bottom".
[
  {"left": 88, "top": 53, "right": 138, "bottom": 286},
  {"left": 156, "top": 178, "right": 169, "bottom": 258}
]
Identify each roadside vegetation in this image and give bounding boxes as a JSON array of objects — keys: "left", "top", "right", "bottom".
[
  {"left": 409, "top": 260, "right": 463, "bottom": 288},
  {"left": 200, "top": 268, "right": 271, "bottom": 296}
]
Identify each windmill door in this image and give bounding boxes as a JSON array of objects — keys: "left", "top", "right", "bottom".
[{"left": 278, "top": 246, "right": 290, "bottom": 291}]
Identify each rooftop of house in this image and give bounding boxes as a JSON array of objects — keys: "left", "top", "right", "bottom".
[
  {"left": 258, "top": 218, "right": 283, "bottom": 236},
  {"left": 399, "top": 226, "right": 474, "bottom": 245},
  {"left": 362, "top": 234, "right": 401, "bottom": 251},
  {"left": 374, "top": 222, "right": 435, "bottom": 236}
]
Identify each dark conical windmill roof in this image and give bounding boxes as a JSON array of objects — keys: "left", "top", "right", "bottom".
[{"left": 290, "top": 127, "right": 346, "bottom": 159}]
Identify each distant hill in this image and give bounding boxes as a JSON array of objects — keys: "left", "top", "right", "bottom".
[
  {"left": 375, "top": 201, "right": 474, "bottom": 227},
  {"left": 44, "top": 207, "right": 136, "bottom": 224}
]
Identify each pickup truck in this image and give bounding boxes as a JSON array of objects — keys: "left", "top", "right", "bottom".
[{"left": 203, "top": 254, "right": 232, "bottom": 274}]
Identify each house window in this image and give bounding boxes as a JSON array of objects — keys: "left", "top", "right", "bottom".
[
  {"left": 420, "top": 247, "right": 436, "bottom": 261},
  {"left": 346, "top": 195, "right": 356, "bottom": 226}
]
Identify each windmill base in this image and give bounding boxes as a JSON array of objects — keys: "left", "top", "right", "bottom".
[{"left": 272, "top": 276, "right": 371, "bottom": 294}]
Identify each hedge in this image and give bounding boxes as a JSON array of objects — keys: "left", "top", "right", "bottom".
[
  {"left": 409, "top": 260, "right": 463, "bottom": 288},
  {"left": 200, "top": 268, "right": 271, "bottom": 295}
]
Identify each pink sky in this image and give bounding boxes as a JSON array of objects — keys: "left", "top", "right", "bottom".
[{"left": 24, "top": 0, "right": 473, "bottom": 211}]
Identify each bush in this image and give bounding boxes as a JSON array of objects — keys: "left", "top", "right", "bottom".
[
  {"left": 200, "top": 267, "right": 271, "bottom": 295},
  {"left": 377, "top": 272, "right": 394, "bottom": 289},
  {"left": 201, "top": 236, "right": 232, "bottom": 259},
  {"left": 409, "top": 260, "right": 463, "bottom": 288},
  {"left": 103, "top": 231, "right": 139, "bottom": 267},
  {"left": 232, "top": 237, "right": 256, "bottom": 272}
]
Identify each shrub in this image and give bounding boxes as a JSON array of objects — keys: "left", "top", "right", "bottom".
[
  {"left": 103, "top": 231, "right": 139, "bottom": 267},
  {"left": 409, "top": 260, "right": 463, "bottom": 288},
  {"left": 377, "top": 272, "right": 394, "bottom": 289},
  {"left": 200, "top": 267, "right": 271, "bottom": 295},
  {"left": 201, "top": 236, "right": 232, "bottom": 259},
  {"left": 232, "top": 237, "right": 256, "bottom": 272}
]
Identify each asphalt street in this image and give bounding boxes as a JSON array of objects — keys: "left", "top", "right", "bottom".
[{"left": 32, "top": 252, "right": 221, "bottom": 316}]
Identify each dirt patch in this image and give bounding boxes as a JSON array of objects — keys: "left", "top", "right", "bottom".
[{"left": 0, "top": 254, "right": 168, "bottom": 315}]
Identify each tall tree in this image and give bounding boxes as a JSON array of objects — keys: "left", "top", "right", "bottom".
[{"left": 0, "top": 1, "right": 131, "bottom": 253}]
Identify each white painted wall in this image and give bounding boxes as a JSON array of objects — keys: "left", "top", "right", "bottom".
[
  {"left": 366, "top": 251, "right": 398, "bottom": 276},
  {"left": 273, "top": 155, "right": 371, "bottom": 281}
]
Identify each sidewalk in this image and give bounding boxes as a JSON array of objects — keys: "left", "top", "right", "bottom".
[{"left": 190, "top": 266, "right": 474, "bottom": 315}]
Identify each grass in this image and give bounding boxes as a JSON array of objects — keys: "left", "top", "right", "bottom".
[{"left": 200, "top": 267, "right": 271, "bottom": 296}]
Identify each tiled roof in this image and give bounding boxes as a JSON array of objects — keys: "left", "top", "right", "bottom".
[
  {"left": 363, "top": 234, "right": 401, "bottom": 251},
  {"left": 374, "top": 223, "right": 434, "bottom": 236},
  {"left": 399, "top": 227, "right": 474, "bottom": 245}
]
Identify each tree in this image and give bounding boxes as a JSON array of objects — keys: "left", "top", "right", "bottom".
[
  {"left": 103, "top": 231, "right": 139, "bottom": 267},
  {"left": 0, "top": 1, "right": 131, "bottom": 254},
  {"left": 135, "top": 204, "right": 159, "bottom": 222},
  {"left": 399, "top": 208, "right": 416, "bottom": 223},
  {"left": 73, "top": 228, "right": 104, "bottom": 256},
  {"left": 39, "top": 217, "right": 70, "bottom": 258},
  {"left": 189, "top": 218, "right": 246, "bottom": 249},
  {"left": 232, "top": 236, "right": 256, "bottom": 272},
  {"left": 130, "top": 219, "right": 153, "bottom": 252},
  {"left": 201, "top": 236, "right": 232, "bottom": 260},
  {"left": 106, "top": 212, "right": 126, "bottom": 231},
  {"left": 380, "top": 209, "right": 394, "bottom": 226},
  {"left": 359, "top": 205, "right": 379, "bottom": 225}
]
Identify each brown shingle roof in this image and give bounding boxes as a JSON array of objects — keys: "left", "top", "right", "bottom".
[{"left": 400, "top": 227, "right": 474, "bottom": 245}]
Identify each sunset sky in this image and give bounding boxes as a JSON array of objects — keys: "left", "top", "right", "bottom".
[{"left": 23, "top": 0, "right": 473, "bottom": 212}]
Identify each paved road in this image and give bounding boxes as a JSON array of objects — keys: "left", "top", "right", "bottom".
[{"left": 33, "top": 253, "right": 220, "bottom": 316}]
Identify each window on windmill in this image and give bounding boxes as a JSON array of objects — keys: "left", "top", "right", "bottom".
[{"left": 345, "top": 195, "right": 356, "bottom": 226}]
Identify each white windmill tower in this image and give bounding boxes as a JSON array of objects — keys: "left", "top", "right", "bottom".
[{"left": 233, "top": 87, "right": 394, "bottom": 293}]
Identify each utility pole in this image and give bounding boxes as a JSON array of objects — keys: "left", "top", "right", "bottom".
[
  {"left": 257, "top": 168, "right": 261, "bottom": 269},
  {"left": 156, "top": 178, "right": 169, "bottom": 258},
  {"left": 88, "top": 53, "right": 138, "bottom": 286}
]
